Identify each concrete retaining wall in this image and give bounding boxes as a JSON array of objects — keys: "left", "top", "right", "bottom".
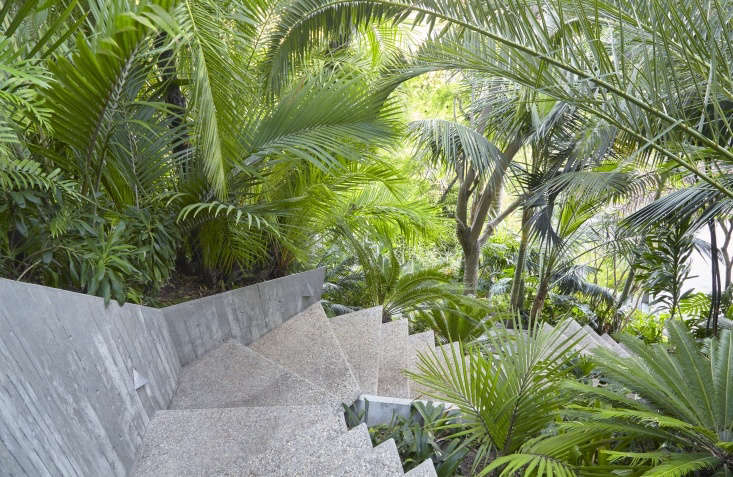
[
  {"left": 0, "top": 279, "right": 180, "bottom": 477},
  {"left": 162, "top": 268, "right": 325, "bottom": 366},
  {"left": 0, "top": 268, "right": 325, "bottom": 476}
]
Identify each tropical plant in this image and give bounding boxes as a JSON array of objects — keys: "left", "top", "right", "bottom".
[
  {"left": 370, "top": 401, "right": 468, "bottom": 476},
  {"left": 325, "top": 228, "right": 472, "bottom": 321},
  {"left": 527, "top": 196, "right": 617, "bottom": 321},
  {"left": 408, "top": 90, "right": 523, "bottom": 295},
  {"left": 634, "top": 219, "right": 704, "bottom": 320},
  {"left": 411, "top": 300, "right": 489, "bottom": 344},
  {"left": 625, "top": 309, "right": 667, "bottom": 344},
  {"left": 1, "top": 0, "right": 413, "bottom": 302},
  {"left": 343, "top": 400, "right": 468, "bottom": 477},
  {"left": 271, "top": 0, "right": 733, "bottom": 198},
  {"left": 486, "top": 320, "right": 733, "bottom": 476},
  {"left": 407, "top": 318, "right": 581, "bottom": 474}
]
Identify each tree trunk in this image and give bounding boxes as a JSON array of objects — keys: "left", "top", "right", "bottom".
[
  {"left": 510, "top": 208, "right": 532, "bottom": 312},
  {"left": 611, "top": 267, "right": 635, "bottom": 331},
  {"left": 719, "top": 219, "right": 733, "bottom": 290},
  {"left": 155, "top": 32, "right": 191, "bottom": 172},
  {"left": 707, "top": 219, "right": 721, "bottom": 335},
  {"left": 463, "top": 242, "right": 480, "bottom": 295},
  {"left": 530, "top": 274, "right": 550, "bottom": 321}
]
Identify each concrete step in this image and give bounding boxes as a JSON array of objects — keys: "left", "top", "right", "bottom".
[
  {"left": 599, "top": 332, "right": 617, "bottom": 348},
  {"left": 406, "top": 459, "right": 439, "bottom": 476},
  {"left": 581, "top": 325, "right": 609, "bottom": 349},
  {"left": 249, "top": 303, "right": 360, "bottom": 404},
  {"left": 372, "top": 438, "right": 404, "bottom": 475},
  {"left": 133, "top": 405, "right": 346, "bottom": 476},
  {"left": 557, "top": 320, "right": 597, "bottom": 355},
  {"left": 411, "top": 341, "right": 465, "bottom": 402},
  {"left": 329, "top": 307, "right": 382, "bottom": 395},
  {"left": 378, "top": 319, "right": 411, "bottom": 398},
  {"left": 597, "top": 333, "right": 634, "bottom": 358},
  {"left": 240, "top": 421, "right": 435, "bottom": 476},
  {"left": 615, "top": 342, "right": 634, "bottom": 358},
  {"left": 408, "top": 330, "right": 436, "bottom": 399},
  {"left": 244, "top": 423, "right": 377, "bottom": 476},
  {"left": 169, "top": 341, "right": 331, "bottom": 409},
  {"left": 557, "top": 322, "right": 634, "bottom": 358}
]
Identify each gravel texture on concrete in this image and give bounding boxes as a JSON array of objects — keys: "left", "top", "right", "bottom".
[
  {"left": 133, "top": 405, "right": 345, "bottom": 477},
  {"left": 169, "top": 341, "right": 331, "bottom": 409},
  {"left": 406, "top": 458, "right": 438, "bottom": 476},
  {"left": 372, "top": 438, "right": 404, "bottom": 474},
  {"left": 241, "top": 422, "right": 402, "bottom": 476},
  {"left": 377, "top": 319, "right": 411, "bottom": 398},
  {"left": 407, "top": 330, "right": 436, "bottom": 399},
  {"left": 249, "top": 303, "right": 360, "bottom": 404},
  {"left": 329, "top": 307, "right": 382, "bottom": 395}
]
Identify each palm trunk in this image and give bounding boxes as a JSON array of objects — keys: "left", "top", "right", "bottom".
[
  {"left": 611, "top": 267, "right": 635, "bottom": 331},
  {"left": 510, "top": 208, "right": 532, "bottom": 312},
  {"left": 707, "top": 220, "right": 721, "bottom": 335},
  {"left": 530, "top": 274, "right": 550, "bottom": 321},
  {"left": 463, "top": 243, "right": 480, "bottom": 295},
  {"left": 155, "top": 32, "right": 191, "bottom": 172}
]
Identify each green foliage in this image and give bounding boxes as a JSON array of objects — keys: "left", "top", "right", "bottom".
[
  {"left": 323, "top": 229, "right": 474, "bottom": 320},
  {"left": 1, "top": 0, "right": 418, "bottom": 303},
  {"left": 625, "top": 309, "right": 667, "bottom": 344},
  {"left": 345, "top": 400, "right": 468, "bottom": 476},
  {"left": 487, "top": 321, "right": 733, "bottom": 476},
  {"left": 635, "top": 221, "right": 698, "bottom": 319},
  {"left": 411, "top": 298, "right": 489, "bottom": 344},
  {"left": 479, "top": 231, "right": 519, "bottom": 292},
  {"left": 371, "top": 402, "right": 468, "bottom": 476},
  {"left": 408, "top": 317, "right": 581, "bottom": 474},
  {"left": 68, "top": 221, "right": 138, "bottom": 305}
]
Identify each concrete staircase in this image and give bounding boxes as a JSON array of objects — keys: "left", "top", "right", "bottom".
[
  {"left": 133, "top": 303, "right": 437, "bottom": 476},
  {"left": 133, "top": 298, "right": 630, "bottom": 476},
  {"left": 0, "top": 269, "right": 643, "bottom": 476},
  {"left": 552, "top": 319, "right": 633, "bottom": 358}
]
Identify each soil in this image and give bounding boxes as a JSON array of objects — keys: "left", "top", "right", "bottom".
[{"left": 147, "top": 273, "right": 225, "bottom": 307}]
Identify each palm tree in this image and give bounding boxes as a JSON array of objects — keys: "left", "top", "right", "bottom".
[
  {"left": 407, "top": 317, "right": 581, "bottom": 474},
  {"left": 1, "top": 0, "right": 407, "bottom": 299},
  {"left": 408, "top": 114, "right": 520, "bottom": 295},
  {"left": 268, "top": 0, "right": 733, "bottom": 198},
  {"left": 486, "top": 320, "right": 733, "bottom": 476},
  {"left": 327, "top": 227, "right": 475, "bottom": 322}
]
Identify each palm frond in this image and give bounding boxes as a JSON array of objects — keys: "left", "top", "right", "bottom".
[
  {"left": 408, "top": 119, "right": 505, "bottom": 178},
  {"left": 407, "top": 318, "right": 582, "bottom": 459}
]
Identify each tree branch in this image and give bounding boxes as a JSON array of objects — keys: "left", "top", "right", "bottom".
[{"left": 479, "top": 196, "right": 523, "bottom": 246}]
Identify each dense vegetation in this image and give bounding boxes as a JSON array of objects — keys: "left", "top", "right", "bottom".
[{"left": 2, "top": 0, "right": 732, "bottom": 475}]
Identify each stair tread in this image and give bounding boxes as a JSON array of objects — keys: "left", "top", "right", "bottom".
[
  {"left": 557, "top": 320, "right": 597, "bottom": 355},
  {"left": 378, "top": 320, "right": 410, "bottom": 398},
  {"left": 373, "top": 438, "right": 404, "bottom": 475},
  {"left": 169, "top": 341, "right": 331, "bottom": 409},
  {"left": 133, "top": 406, "right": 345, "bottom": 476},
  {"left": 244, "top": 423, "right": 377, "bottom": 476},
  {"left": 250, "top": 303, "right": 360, "bottom": 404},
  {"left": 581, "top": 325, "right": 607, "bottom": 349},
  {"left": 408, "top": 331, "right": 436, "bottom": 399},
  {"left": 406, "top": 459, "right": 439, "bottom": 477},
  {"left": 599, "top": 333, "right": 618, "bottom": 348},
  {"left": 329, "top": 307, "right": 382, "bottom": 395}
]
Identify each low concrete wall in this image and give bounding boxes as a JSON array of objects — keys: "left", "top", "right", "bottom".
[
  {"left": 354, "top": 394, "right": 459, "bottom": 427},
  {"left": 0, "top": 279, "right": 180, "bottom": 477},
  {"left": 162, "top": 268, "right": 325, "bottom": 366},
  {"left": 0, "top": 268, "right": 325, "bottom": 476}
]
